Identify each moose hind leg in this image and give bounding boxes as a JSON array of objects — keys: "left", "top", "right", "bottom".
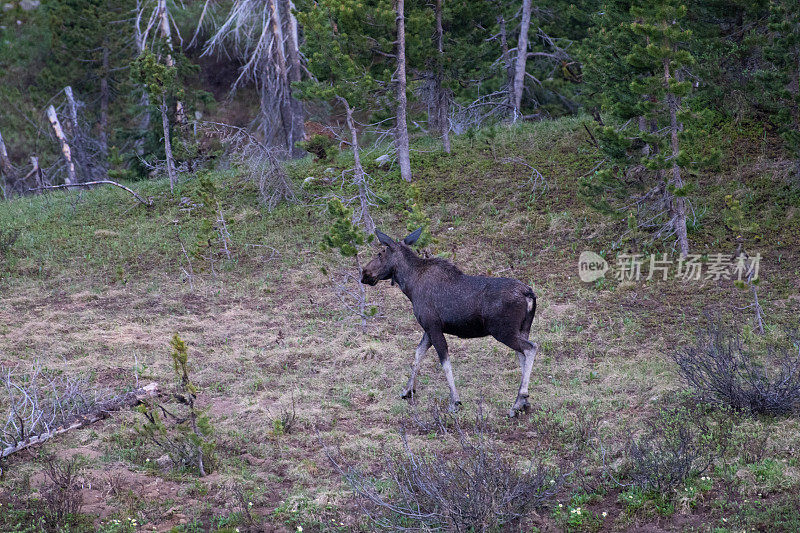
[
  {"left": 510, "top": 338, "right": 538, "bottom": 417},
  {"left": 401, "top": 333, "right": 431, "bottom": 399}
]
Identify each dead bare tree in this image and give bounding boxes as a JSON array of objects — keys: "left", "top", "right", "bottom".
[
  {"left": 395, "top": 0, "right": 413, "bottom": 181},
  {"left": 510, "top": 0, "right": 533, "bottom": 118},
  {"left": 201, "top": 121, "right": 296, "bottom": 210},
  {"left": 133, "top": 0, "right": 152, "bottom": 158},
  {"left": 203, "top": 0, "right": 305, "bottom": 154},
  {"left": 57, "top": 87, "right": 109, "bottom": 183},
  {"left": 337, "top": 97, "right": 376, "bottom": 235},
  {"left": 46, "top": 105, "right": 78, "bottom": 186},
  {"left": 28, "top": 179, "right": 153, "bottom": 207},
  {"left": 0, "top": 128, "right": 20, "bottom": 197},
  {"left": 99, "top": 44, "right": 110, "bottom": 156},
  {"left": 160, "top": 94, "right": 178, "bottom": 192},
  {"left": 450, "top": 92, "right": 514, "bottom": 133}
]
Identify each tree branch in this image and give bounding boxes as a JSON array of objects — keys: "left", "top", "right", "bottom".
[{"left": 28, "top": 180, "right": 153, "bottom": 206}]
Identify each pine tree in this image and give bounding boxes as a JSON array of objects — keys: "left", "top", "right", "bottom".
[
  {"left": 757, "top": 0, "right": 800, "bottom": 176},
  {"left": 45, "top": 0, "right": 137, "bottom": 154},
  {"left": 582, "top": 0, "right": 713, "bottom": 257}
]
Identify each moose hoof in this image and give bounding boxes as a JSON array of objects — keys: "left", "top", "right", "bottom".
[
  {"left": 448, "top": 400, "right": 463, "bottom": 413},
  {"left": 508, "top": 396, "right": 531, "bottom": 418},
  {"left": 400, "top": 388, "right": 415, "bottom": 400}
]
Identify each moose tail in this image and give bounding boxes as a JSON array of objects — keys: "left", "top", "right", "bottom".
[{"left": 521, "top": 288, "right": 536, "bottom": 334}]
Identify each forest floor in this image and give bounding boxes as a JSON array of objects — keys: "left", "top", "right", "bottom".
[{"left": 1, "top": 117, "right": 800, "bottom": 532}]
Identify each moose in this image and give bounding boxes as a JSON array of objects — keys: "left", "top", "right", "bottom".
[{"left": 361, "top": 228, "right": 538, "bottom": 417}]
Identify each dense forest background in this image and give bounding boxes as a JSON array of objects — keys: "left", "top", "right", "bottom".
[{"left": 1, "top": 0, "right": 798, "bottom": 206}]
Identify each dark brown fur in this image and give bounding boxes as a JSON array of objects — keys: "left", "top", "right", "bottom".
[{"left": 361, "top": 229, "right": 538, "bottom": 416}]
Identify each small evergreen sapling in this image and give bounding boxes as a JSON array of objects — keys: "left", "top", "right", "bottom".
[
  {"left": 191, "top": 173, "right": 232, "bottom": 269},
  {"left": 136, "top": 334, "right": 215, "bottom": 476},
  {"left": 322, "top": 199, "right": 377, "bottom": 331},
  {"left": 404, "top": 184, "right": 432, "bottom": 249}
]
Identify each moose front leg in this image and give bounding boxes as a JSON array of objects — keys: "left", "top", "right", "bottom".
[
  {"left": 401, "top": 332, "right": 431, "bottom": 399},
  {"left": 428, "top": 329, "right": 461, "bottom": 411}
]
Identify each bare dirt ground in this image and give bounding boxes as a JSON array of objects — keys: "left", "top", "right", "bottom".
[{"left": 3, "top": 232, "right": 798, "bottom": 531}]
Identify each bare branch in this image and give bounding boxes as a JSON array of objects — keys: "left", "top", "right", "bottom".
[{"left": 28, "top": 180, "right": 153, "bottom": 207}]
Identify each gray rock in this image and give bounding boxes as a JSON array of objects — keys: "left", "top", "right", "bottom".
[
  {"left": 156, "top": 454, "right": 173, "bottom": 471},
  {"left": 324, "top": 167, "right": 335, "bottom": 174},
  {"left": 375, "top": 154, "right": 391, "bottom": 168},
  {"left": 19, "top": 0, "right": 39, "bottom": 11}
]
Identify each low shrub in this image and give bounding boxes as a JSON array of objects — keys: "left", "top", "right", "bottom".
[
  {"left": 673, "top": 322, "right": 800, "bottom": 415},
  {"left": 326, "top": 406, "right": 564, "bottom": 532},
  {"left": 299, "top": 134, "right": 337, "bottom": 161},
  {"left": 625, "top": 404, "right": 731, "bottom": 493},
  {"left": 41, "top": 455, "right": 86, "bottom": 527}
]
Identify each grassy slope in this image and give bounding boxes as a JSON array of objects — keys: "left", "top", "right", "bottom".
[{"left": 1, "top": 116, "right": 799, "bottom": 531}]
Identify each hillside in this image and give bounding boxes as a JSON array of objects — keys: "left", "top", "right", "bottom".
[{"left": 1, "top": 117, "right": 800, "bottom": 532}]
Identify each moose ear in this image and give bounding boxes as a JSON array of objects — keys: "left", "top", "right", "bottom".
[
  {"left": 375, "top": 230, "right": 396, "bottom": 247},
  {"left": 403, "top": 227, "right": 423, "bottom": 245}
]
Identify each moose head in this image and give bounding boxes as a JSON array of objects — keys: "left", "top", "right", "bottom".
[{"left": 360, "top": 228, "right": 423, "bottom": 286}]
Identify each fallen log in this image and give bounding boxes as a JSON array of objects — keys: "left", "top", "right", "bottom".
[{"left": 1, "top": 382, "right": 158, "bottom": 459}]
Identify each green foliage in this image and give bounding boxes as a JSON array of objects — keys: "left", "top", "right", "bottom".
[
  {"left": 553, "top": 492, "right": 603, "bottom": 531},
  {"left": 136, "top": 334, "right": 215, "bottom": 476},
  {"left": 298, "top": 134, "right": 337, "bottom": 162},
  {"left": 130, "top": 49, "right": 179, "bottom": 101},
  {"left": 322, "top": 199, "right": 368, "bottom": 257},
  {"left": 578, "top": 0, "right": 724, "bottom": 241},
  {"left": 191, "top": 173, "right": 230, "bottom": 265},
  {"left": 404, "top": 184, "right": 432, "bottom": 248},
  {"left": 753, "top": 1, "right": 800, "bottom": 164},
  {"left": 107, "top": 147, "right": 136, "bottom": 182}
]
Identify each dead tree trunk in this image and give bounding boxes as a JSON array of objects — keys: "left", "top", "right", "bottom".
[
  {"left": 435, "top": 0, "right": 451, "bottom": 153},
  {"left": 282, "top": 0, "right": 306, "bottom": 154},
  {"left": 338, "top": 96, "right": 375, "bottom": 235},
  {"left": 134, "top": 6, "right": 150, "bottom": 158},
  {"left": 395, "top": 0, "right": 412, "bottom": 182},
  {"left": 160, "top": 96, "right": 177, "bottom": 193},
  {"left": 64, "top": 86, "right": 80, "bottom": 135},
  {"left": 25, "top": 156, "right": 44, "bottom": 189},
  {"left": 158, "top": 0, "right": 185, "bottom": 125},
  {"left": 496, "top": 3, "right": 514, "bottom": 95},
  {"left": 663, "top": 57, "right": 689, "bottom": 257},
  {"left": 511, "top": 0, "right": 533, "bottom": 117},
  {"left": 99, "top": 44, "right": 110, "bottom": 156},
  {"left": 46, "top": 105, "right": 78, "bottom": 186},
  {"left": 0, "top": 128, "right": 17, "bottom": 194},
  {"left": 1, "top": 383, "right": 159, "bottom": 459},
  {"left": 268, "top": 0, "right": 303, "bottom": 154},
  {"left": 283, "top": 0, "right": 303, "bottom": 83}
]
